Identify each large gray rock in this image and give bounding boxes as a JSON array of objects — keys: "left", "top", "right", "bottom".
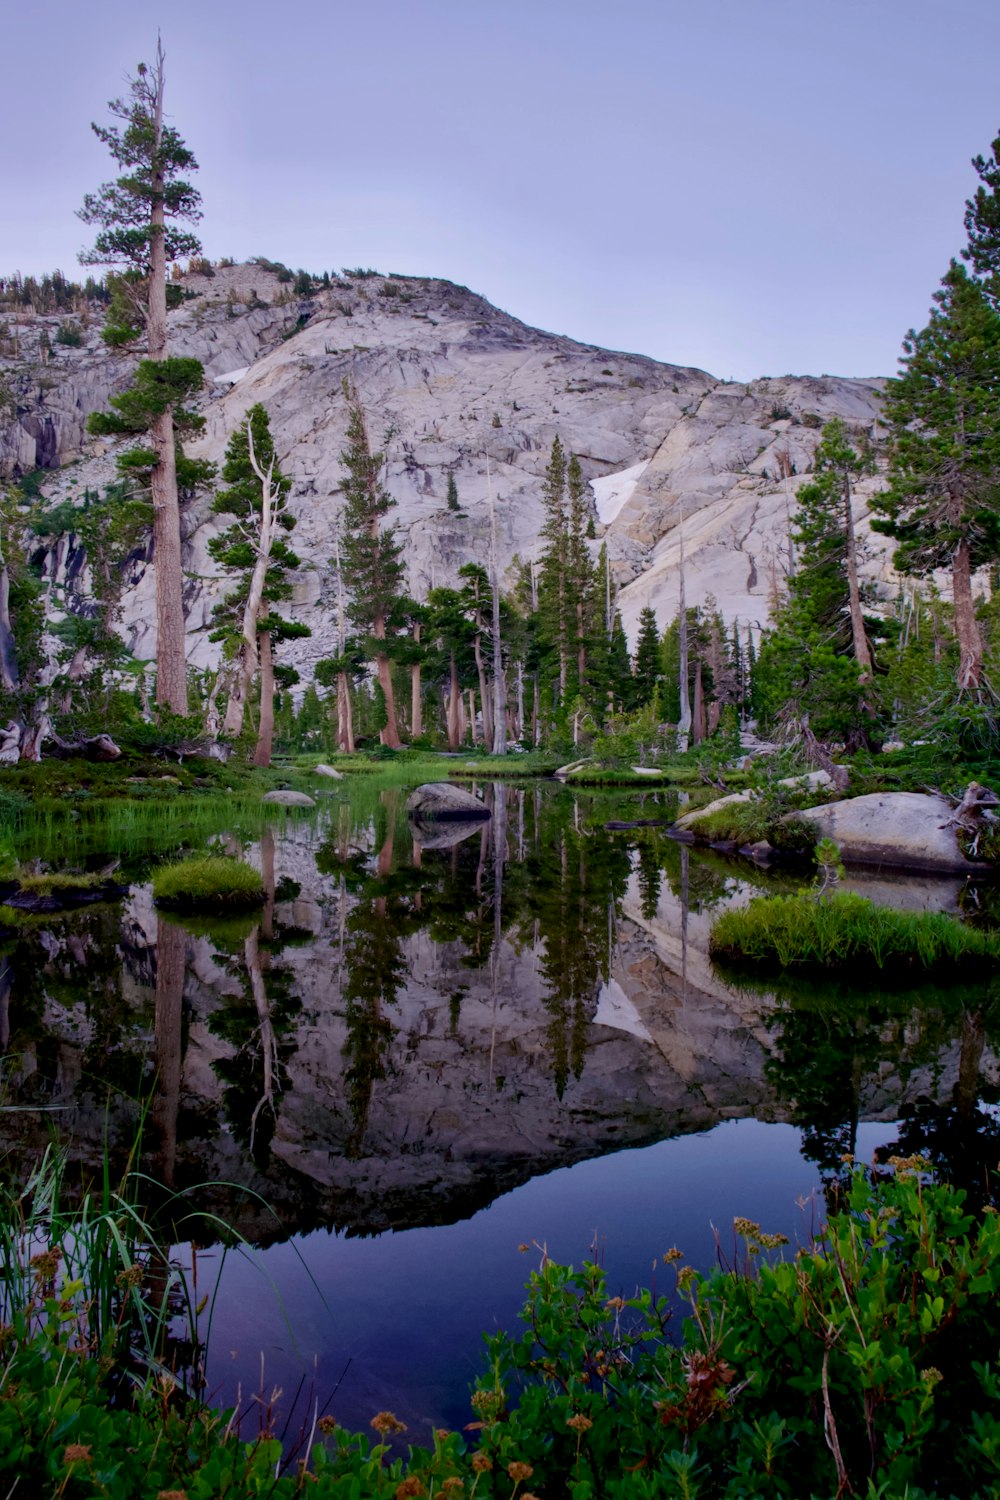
[
  {"left": 313, "top": 764, "right": 343, "bottom": 779},
  {"left": 3, "top": 261, "right": 899, "bottom": 694},
  {"left": 406, "top": 782, "right": 490, "bottom": 821},
  {"left": 784, "top": 791, "right": 983, "bottom": 873},
  {"left": 262, "top": 789, "right": 316, "bottom": 808}
]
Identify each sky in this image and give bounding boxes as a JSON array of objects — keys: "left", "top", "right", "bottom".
[{"left": 3, "top": 0, "right": 1000, "bottom": 381}]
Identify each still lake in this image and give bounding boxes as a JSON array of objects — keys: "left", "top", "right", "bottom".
[{"left": 0, "top": 775, "right": 995, "bottom": 1440}]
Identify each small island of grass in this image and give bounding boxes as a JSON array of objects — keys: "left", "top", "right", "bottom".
[
  {"left": 152, "top": 855, "right": 265, "bottom": 913},
  {"left": 709, "top": 889, "right": 1000, "bottom": 975}
]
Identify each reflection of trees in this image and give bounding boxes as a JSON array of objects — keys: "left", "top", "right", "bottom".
[
  {"left": 882, "top": 1000, "right": 1000, "bottom": 1210},
  {"left": 764, "top": 972, "right": 1000, "bottom": 1201},
  {"left": 207, "top": 830, "right": 305, "bottom": 1166},
  {"left": 514, "top": 795, "right": 633, "bottom": 1097},
  {"left": 152, "top": 916, "right": 185, "bottom": 1186},
  {"left": 320, "top": 791, "right": 423, "bottom": 1157},
  {"left": 0, "top": 907, "right": 148, "bottom": 1107}
]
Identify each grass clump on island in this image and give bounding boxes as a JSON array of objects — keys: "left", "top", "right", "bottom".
[
  {"left": 710, "top": 887, "right": 1000, "bottom": 975},
  {"left": 152, "top": 854, "right": 265, "bottom": 913},
  {"left": 6, "top": 1163, "right": 1000, "bottom": 1497}
]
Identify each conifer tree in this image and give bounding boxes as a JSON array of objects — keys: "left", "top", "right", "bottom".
[
  {"left": 964, "top": 127, "right": 1000, "bottom": 304},
  {"left": 632, "top": 607, "right": 661, "bottom": 708},
  {"left": 566, "top": 454, "right": 596, "bottom": 697},
  {"left": 446, "top": 472, "right": 461, "bottom": 512},
  {"left": 339, "top": 380, "right": 405, "bottom": 747},
  {"left": 872, "top": 263, "right": 1000, "bottom": 693},
  {"left": 428, "top": 587, "right": 475, "bottom": 749},
  {"left": 208, "top": 405, "right": 309, "bottom": 765},
  {"left": 537, "top": 437, "right": 569, "bottom": 710},
  {"left": 456, "top": 564, "right": 490, "bottom": 745},
  {"left": 79, "top": 42, "right": 205, "bottom": 715}
]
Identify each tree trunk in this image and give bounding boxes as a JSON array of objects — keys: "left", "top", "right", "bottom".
[
  {"left": 337, "top": 671, "right": 355, "bottom": 753},
  {"left": 410, "top": 620, "right": 422, "bottom": 739},
  {"left": 474, "top": 630, "right": 493, "bottom": 748},
  {"left": 375, "top": 648, "right": 401, "bottom": 747},
  {"left": 148, "top": 64, "right": 187, "bottom": 717},
  {"left": 468, "top": 688, "right": 477, "bottom": 744},
  {"left": 953, "top": 535, "right": 984, "bottom": 691},
  {"left": 577, "top": 597, "right": 586, "bottom": 689},
  {"left": 447, "top": 651, "right": 460, "bottom": 750},
  {"left": 253, "top": 629, "right": 274, "bottom": 766},
  {"left": 677, "top": 506, "right": 691, "bottom": 751},
  {"left": 692, "top": 659, "right": 706, "bottom": 744},
  {"left": 843, "top": 473, "right": 873, "bottom": 682},
  {"left": 488, "top": 485, "right": 507, "bottom": 754}
]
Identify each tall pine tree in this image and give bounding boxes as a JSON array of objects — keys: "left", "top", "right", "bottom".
[
  {"left": 79, "top": 42, "right": 206, "bottom": 715},
  {"left": 872, "top": 263, "right": 1000, "bottom": 694},
  {"left": 339, "top": 380, "right": 406, "bottom": 747}
]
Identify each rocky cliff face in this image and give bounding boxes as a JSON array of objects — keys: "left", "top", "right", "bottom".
[{"left": 0, "top": 263, "right": 889, "bottom": 672}]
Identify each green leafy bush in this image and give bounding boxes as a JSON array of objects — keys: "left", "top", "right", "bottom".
[
  {"left": 710, "top": 888, "right": 1000, "bottom": 974},
  {"left": 8, "top": 1169, "right": 1000, "bottom": 1496},
  {"left": 152, "top": 855, "right": 264, "bottom": 912}
]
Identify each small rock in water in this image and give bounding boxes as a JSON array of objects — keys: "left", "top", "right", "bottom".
[{"left": 262, "top": 789, "right": 316, "bottom": 808}]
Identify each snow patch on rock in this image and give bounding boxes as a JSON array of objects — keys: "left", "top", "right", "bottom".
[{"left": 591, "top": 461, "right": 649, "bottom": 525}]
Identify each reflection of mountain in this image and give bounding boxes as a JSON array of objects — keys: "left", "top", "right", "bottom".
[{"left": 0, "top": 789, "right": 997, "bottom": 1243}]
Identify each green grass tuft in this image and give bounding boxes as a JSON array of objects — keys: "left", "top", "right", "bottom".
[
  {"left": 710, "top": 889, "right": 1000, "bottom": 975},
  {"left": 12, "top": 870, "right": 104, "bottom": 895},
  {"left": 152, "top": 855, "right": 265, "bottom": 912}
]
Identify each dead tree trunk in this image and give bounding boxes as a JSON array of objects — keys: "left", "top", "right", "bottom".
[
  {"left": 148, "top": 50, "right": 187, "bottom": 717},
  {"left": 253, "top": 629, "right": 275, "bottom": 767}
]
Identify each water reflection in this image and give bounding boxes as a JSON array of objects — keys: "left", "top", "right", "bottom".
[{"left": 0, "top": 780, "right": 995, "bottom": 1239}]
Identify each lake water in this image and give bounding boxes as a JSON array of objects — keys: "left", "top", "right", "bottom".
[{"left": 1, "top": 776, "right": 996, "bottom": 1442}]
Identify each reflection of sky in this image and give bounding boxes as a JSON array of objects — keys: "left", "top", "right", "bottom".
[
  {"left": 197, "top": 1117, "right": 897, "bottom": 1438},
  {"left": 4, "top": 0, "right": 1000, "bottom": 379}
]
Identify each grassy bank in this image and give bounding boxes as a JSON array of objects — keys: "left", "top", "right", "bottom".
[
  {"left": 5, "top": 1164, "right": 1000, "bottom": 1497},
  {"left": 710, "top": 888, "right": 1000, "bottom": 974}
]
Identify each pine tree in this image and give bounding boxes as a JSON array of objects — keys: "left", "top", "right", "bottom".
[
  {"left": 446, "top": 472, "right": 461, "bottom": 512},
  {"left": 459, "top": 563, "right": 494, "bottom": 746},
  {"left": 339, "top": 380, "right": 406, "bottom": 747},
  {"left": 872, "top": 263, "right": 1000, "bottom": 693},
  {"left": 208, "top": 404, "right": 310, "bottom": 765},
  {"left": 79, "top": 43, "right": 205, "bottom": 715},
  {"left": 566, "top": 454, "right": 597, "bottom": 700},
  {"left": 632, "top": 607, "right": 661, "bottom": 708},
  {"left": 537, "top": 436, "right": 569, "bottom": 713},
  {"left": 964, "top": 127, "right": 1000, "bottom": 304},
  {"left": 427, "top": 587, "right": 475, "bottom": 749}
]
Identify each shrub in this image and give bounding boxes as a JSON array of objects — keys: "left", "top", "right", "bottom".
[
  {"left": 7, "top": 1169, "right": 1000, "bottom": 1497},
  {"left": 152, "top": 855, "right": 264, "bottom": 912},
  {"left": 710, "top": 888, "right": 1000, "bottom": 974},
  {"left": 54, "top": 321, "right": 83, "bottom": 347},
  {"left": 475, "top": 1166, "right": 1000, "bottom": 1498},
  {"left": 686, "top": 789, "right": 822, "bottom": 855}
]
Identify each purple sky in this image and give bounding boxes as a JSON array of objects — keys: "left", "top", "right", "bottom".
[{"left": 4, "top": 0, "right": 1000, "bottom": 380}]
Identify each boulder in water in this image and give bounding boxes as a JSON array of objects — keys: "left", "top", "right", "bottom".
[
  {"left": 262, "top": 789, "right": 316, "bottom": 808},
  {"left": 406, "top": 782, "right": 490, "bottom": 821},
  {"left": 783, "top": 791, "right": 987, "bottom": 873}
]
